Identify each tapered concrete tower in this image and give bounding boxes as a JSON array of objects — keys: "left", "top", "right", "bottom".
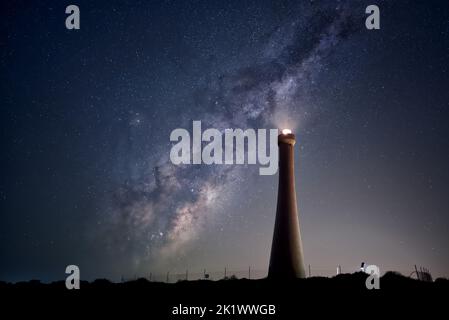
[{"left": 268, "top": 129, "right": 306, "bottom": 278}]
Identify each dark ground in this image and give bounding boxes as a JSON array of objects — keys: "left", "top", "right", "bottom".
[{"left": 1, "top": 272, "right": 447, "bottom": 318}]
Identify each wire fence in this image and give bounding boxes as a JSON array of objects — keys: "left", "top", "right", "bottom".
[
  {"left": 122, "top": 268, "right": 265, "bottom": 283},
  {"left": 120, "top": 265, "right": 431, "bottom": 283}
]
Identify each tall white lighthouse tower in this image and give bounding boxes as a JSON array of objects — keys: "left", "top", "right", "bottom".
[{"left": 268, "top": 129, "right": 306, "bottom": 279}]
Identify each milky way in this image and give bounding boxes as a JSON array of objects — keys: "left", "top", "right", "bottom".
[{"left": 100, "top": 2, "right": 364, "bottom": 272}]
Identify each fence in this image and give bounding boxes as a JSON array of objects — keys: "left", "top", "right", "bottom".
[
  {"left": 122, "top": 268, "right": 265, "bottom": 283},
  {"left": 120, "top": 265, "right": 432, "bottom": 283},
  {"left": 410, "top": 265, "right": 433, "bottom": 282}
]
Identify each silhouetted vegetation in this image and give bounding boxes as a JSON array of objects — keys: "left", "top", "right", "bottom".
[{"left": 1, "top": 272, "right": 447, "bottom": 317}]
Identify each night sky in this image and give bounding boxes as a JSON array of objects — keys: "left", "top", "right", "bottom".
[{"left": 1, "top": 0, "right": 449, "bottom": 282}]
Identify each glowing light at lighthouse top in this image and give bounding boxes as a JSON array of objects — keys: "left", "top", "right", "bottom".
[{"left": 281, "top": 129, "right": 292, "bottom": 135}]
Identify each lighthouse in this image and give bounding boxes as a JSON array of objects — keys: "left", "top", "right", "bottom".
[{"left": 268, "top": 129, "right": 306, "bottom": 278}]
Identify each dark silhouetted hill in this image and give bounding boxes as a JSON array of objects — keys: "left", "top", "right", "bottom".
[{"left": 1, "top": 272, "right": 447, "bottom": 318}]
